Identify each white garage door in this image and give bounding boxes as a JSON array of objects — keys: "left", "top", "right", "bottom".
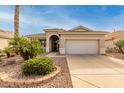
[{"left": 66, "top": 40, "right": 98, "bottom": 54}]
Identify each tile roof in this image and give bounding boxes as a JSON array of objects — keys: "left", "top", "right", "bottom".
[
  {"left": 68, "top": 25, "right": 93, "bottom": 31},
  {"left": 26, "top": 33, "right": 46, "bottom": 39},
  {"left": 44, "top": 28, "right": 65, "bottom": 32},
  {"left": 105, "top": 30, "right": 124, "bottom": 41}
]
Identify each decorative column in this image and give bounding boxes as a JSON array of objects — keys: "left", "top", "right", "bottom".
[
  {"left": 99, "top": 39, "right": 106, "bottom": 54},
  {"left": 46, "top": 37, "right": 50, "bottom": 53},
  {"left": 59, "top": 39, "right": 66, "bottom": 54}
]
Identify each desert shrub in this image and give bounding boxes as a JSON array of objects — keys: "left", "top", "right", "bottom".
[
  {"left": 27, "top": 39, "right": 44, "bottom": 58},
  {"left": 3, "top": 47, "right": 14, "bottom": 58},
  {"left": 0, "top": 49, "right": 2, "bottom": 63},
  {"left": 0, "top": 57, "right": 1, "bottom": 64},
  {"left": 9, "top": 34, "right": 44, "bottom": 60},
  {"left": 106, "top": 47, "right": 111, "bottom": 53},
  {"left": 22, "top": 57, "right": 54, "bottom": 76},
  {"left": 114, "top": 39, "right": 124, "bottom": 54},
  {"left": 0, "top": 49, "right": 2, "bottom": 57},
  {"left": 106, "top": 47, "right": 119, "bottom": 53}
]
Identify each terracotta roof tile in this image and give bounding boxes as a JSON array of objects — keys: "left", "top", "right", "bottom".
[
  {"left": 105, "top": 30, "right": 124, "bottom": 41},
  {"left": 26, "top": 33, "right": 46, "bottom": 39}
]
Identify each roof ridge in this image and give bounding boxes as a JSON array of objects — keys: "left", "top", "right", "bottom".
[
  {"left": 68, "top": 25, "right": 93, "bottom": 31},
  {"left": 115, "top": 30, "right": 124, "bottom": 32},
  {"left": 26, "top": 33, "right": 45, "bottom": 36}
]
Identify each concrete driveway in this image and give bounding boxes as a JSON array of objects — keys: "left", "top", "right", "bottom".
[{"left": 66, "top": 55, "right": 124, "bottom": 88}]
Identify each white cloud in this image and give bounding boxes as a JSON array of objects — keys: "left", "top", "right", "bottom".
[
  {"left": 0, "top": 11, "right": 14, "bottom": 22},
  {"left": 0, "top": 7, "right": 99, "bottom": 32},
  {"left": 100, "top": 10, "right": 124, "bottom": 31},
  {"left": 19, "top": 10, "right": 94, "bottom": 30},
  {"left": 1, "top": 6, "right": 124, "bottom": 35}
]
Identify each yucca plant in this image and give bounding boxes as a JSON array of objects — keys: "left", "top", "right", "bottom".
[{"left": 114, "top": 39, "right": 124, "bottom": 54}]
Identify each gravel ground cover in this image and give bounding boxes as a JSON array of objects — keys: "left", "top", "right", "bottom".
[
  {"left": 106, "top": 53, "right": 124, "bottom": 60},
  {"left": 0, "top": 57, "right": 73, "bottom": 88}
]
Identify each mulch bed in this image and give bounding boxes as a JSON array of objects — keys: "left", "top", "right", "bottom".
[
  {"left": 0, "top": 57, "right": 73, "bottom": 88},
  {"left": 106, "top": 53, "right": 124, "bottom": 60}
]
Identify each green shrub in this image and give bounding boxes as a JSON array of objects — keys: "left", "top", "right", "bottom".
[
  {"left": 114, "top": 39, "right": 124, "bottom": 54},
  {"left": 3, "top": 47, "right": 14, "bottom": 58},
  {"left": 0, "top": 49, "right": 2, "bottom": 57},
  {"left": 22, "top": 57, "right": 54, "bottom": 76},
  {"left": 0, "top": 57, "right": 1, "bottom": 64},
  {"left": 9, "top": 34, "right": 44, "bottom": 60},
  {"left": 0, "top": 49, "right": 2, "bottom": 64}
]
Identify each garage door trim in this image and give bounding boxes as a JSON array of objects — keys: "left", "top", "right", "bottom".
[{"left": 65, "top": 39, "right": 98, "bottom": 54}]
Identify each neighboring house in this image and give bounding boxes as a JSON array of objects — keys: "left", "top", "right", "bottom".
[
  {"left": 26, "top": 33, "right": 46, "bottom": 47},
  {"left": 0, "top": 29, "right": 14, "bottom": 49},
  {"left": 45, "top": 26, "right": 108, "bottom": 54},
  {"left": 105, "top": 30, "right": 124, "bottom": 49}
]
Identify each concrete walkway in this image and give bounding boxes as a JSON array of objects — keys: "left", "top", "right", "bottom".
[
  {"left": 66, "top": 55, "right": 124, "bottom": 88},
  {"left": 46, "top": 52, "right": 65, "bottom": 57}
]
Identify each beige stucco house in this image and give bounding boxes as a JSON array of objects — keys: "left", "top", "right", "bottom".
[
  {"left": 45, "top": 26, "right": 108, "bottom": 54},
  {"left": 105, "top": 30, "right": 124, "bottom": 49},
  {"left": 0, "top": 29, "right": 14, "bottom": 49}
]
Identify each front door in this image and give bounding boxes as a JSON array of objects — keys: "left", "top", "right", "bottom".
[{"left": 52, "top": 40, "right": 59, "bottom": 52}]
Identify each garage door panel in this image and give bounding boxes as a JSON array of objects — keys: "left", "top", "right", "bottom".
[{"left": 66, "top": 40, "right": 98, "bottom": 54}]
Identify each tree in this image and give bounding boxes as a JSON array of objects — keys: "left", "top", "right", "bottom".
[
  {"left": 3, "top": 47, "right": 14, "bottom": 58},
  {"left": 9, "top": 34, "right": 44, "bottom": 60},
  {"left": 14, "top": 5, "right": 20, "bottom": 35},
  {"left": 114, "top": 39, "right": 124, "bottom": 54}
]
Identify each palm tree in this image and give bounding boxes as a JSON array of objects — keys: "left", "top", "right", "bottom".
[{"left": 14, "top": 5, "right": 20, "bottom": 35}]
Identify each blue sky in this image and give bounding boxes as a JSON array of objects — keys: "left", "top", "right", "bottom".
[{"left": 0, "top": 5, "right": 124, "bottom": 35}]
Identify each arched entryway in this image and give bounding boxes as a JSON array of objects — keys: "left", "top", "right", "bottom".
[{"left": 50, "top": 35, "right": 59, "bottom": 52}]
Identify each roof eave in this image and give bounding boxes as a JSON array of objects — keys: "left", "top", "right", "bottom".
[{"left": 59, "top": 32, "right": 109, "bottom": 35}]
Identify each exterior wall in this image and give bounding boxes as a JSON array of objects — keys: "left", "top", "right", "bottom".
[
  {"left": 0, "top": 31, "right": 14, "bottom": 50},
  {"left": 59, "top": 39, "right": 66, "bottom": 54},
  {"left": 46, "top": 31, "right": 106, "bottom": 54},
  {"left": 60, "top": 34, "right": 105, "bottom": 39},
  {"left": 0, "top": 31, "right": 13, "bottom": 39},
  {"left": 0, "top": 38, "right": 10, "bottom": 49},
  {"left": 99, "top": 39, "right": 106, "bottom": 54}
]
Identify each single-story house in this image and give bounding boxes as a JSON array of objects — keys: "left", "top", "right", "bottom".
[
  {"left": 105, "top": 30, "right": 124, "bottom": 49},
  {"left": 0, "top": 29, "right": 14, "bottom": 49},
  {"left": 27, "top": 26, "right": 108, "bottom": 54},
  {"left": 45, "top": 26, "right": 108, "bottom": 54}
]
